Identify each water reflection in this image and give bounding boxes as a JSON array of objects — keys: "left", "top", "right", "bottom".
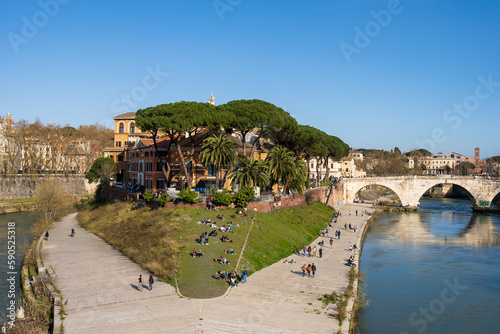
[{"left": 372, "top": 212, "right": 500, "bottom": 247}]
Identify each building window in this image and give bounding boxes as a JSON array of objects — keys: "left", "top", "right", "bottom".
[
  {"left": 119, "top": 123, "right": 124, "bottom": 133},
  {"left": 208, "top": 164, "right": 217, "bottom": 177},
  {"left": 139, "top": 162, "right": 143, "bottom": 172},
  {"left": 145, "top": 152, "right": 149, "bottom": 158},
  {"left": 130, "top": 122, "right": 135, "bottom": 134},
  {"left": 157, "top": 179, "right": 165, "bottom": 190},
  {"left": 116, "top": 141, "right": 122, "bottom": 148}
]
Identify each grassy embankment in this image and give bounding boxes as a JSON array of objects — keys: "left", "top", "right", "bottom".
[
  {"left": 78, "top": 201, "right": 334, "bottom": 298},
  {"left": 0, "top": 198, "right": 34, "bottom": 205}
]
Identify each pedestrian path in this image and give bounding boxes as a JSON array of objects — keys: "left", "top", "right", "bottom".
[{"left": 43, "top": 205, "right": 373, "bottom": 333}]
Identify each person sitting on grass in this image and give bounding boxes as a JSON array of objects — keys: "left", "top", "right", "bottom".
[
  {"left": 197, "top": 249, "right": 204, "bottom": 257},
  {"left": 220, "top": 225, "right": 227, "bottom": 232},
  {"left": 229, "top": 276, "right": 238, "bottom": 287},
  {"left": 224, "top": 248, "right": 236, "bottom": 255},
  {"left": 191, "top": 249, "right": 197, "bottom": 258},
  {"left": 221, "top": 235, "right": 232, "bottom": 243},
  {"left": 209, "top": 230, "right": 218, "bottom": 237},
  {"left": 214, "top": 256, "right": 230, "bottom": 265},
  {"left": 212, "top": 270, "right": 228, "bottom": 279}
]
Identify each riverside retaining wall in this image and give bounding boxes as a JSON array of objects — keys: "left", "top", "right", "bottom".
[{"left": 0, "top": 174, "right": 96, "bottom": 200}]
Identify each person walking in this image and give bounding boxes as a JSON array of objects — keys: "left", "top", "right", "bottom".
[
  {"left": 311, "top": 263, "right": 317, "bottom": 278},
  {"left": 138, "top": 275, "right": 143, "bottom": 292},
  {"left": 312, "top": 246, "right": 317, "bottom": 257},
  {"left": 148, "top": 275, "right": 154, "bottom": 291},
  {"left": 301, "top": 264, "right": 307, "bottom": 277},
  {"left": 356, "top": 210, "right": 358, "bottom": 216},
  {"left": 306, "top": 264, "right": 312, "bottom": 277},
  {"left": 302, "top": 246, "right": 307, "bottom": 257},
  {"left": 307, "top": 245, "right": 312, "bottom": 257},
  {"left": 45, "top": 231, "right": 49, "bottom": 240},
  {"left": 338, "top": 230, "right": 341, "bottom": 240},
  {"left": 348, "top": 211, "right": 351, "bottom": 216},
  {"left": 319, "top": 247, "right": 323, "bottom": 258},
  {"left": 329, "top": 237, "right": 333, "bottom": 248}
]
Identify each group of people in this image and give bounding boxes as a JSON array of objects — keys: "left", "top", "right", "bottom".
[
  {"left": 191, "top": 249, "right": 204, "bottom": 257},
  {"left": 344, "top": 223, "right": 357, "bottom": 232},
  {"left": 214, "top": 256, "right": 230, "bottom": 265},
  {"left": 300, "top": 263, "right": 317, "bottom": 278},
  {"left": 301, "top": 245, "right": 323, "bottom": 258},
  {"left": 346, "top": 255, "right": 357, "bottom": 267},
  {"left": 236, "top": 208, "right": 248, "bottom": 216},
  {"left": 137, "top": 274, "right": 154, "bottom": 292},
  {"left": 331, "top": 212, "right": 342, "bottom": 224},
  {"left": 212, "top": 267, "right": 248, "bottom": 287},
  {"left": 199, "top": 232, "right": 210, "bottom": 245},
  {"left": 221, "top": 235, "right": 232, "bottom": 243}
]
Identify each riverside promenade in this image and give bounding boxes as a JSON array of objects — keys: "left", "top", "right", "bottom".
[{"left": 43, "top": 204, "right": 373, "bottom": 333}]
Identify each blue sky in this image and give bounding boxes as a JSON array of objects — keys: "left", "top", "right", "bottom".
[{"left": 1, "top": 0, "right": 499, "bottom": 158}]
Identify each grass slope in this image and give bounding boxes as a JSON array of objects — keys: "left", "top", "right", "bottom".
[
  {"left": 240, "top": 202, "right": 334, "bottom": 274},
  {"left": 77, "top": 201, "right": 334, "bottom": 299}
]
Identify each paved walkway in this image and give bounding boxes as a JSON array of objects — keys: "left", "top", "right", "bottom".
[{"left": 43, "top": 204, "right": 373, "bottom": 333}]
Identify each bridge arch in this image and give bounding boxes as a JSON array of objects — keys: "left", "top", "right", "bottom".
[
  {"left": 412, "top": 182, "right": 478, "bottom": 207},
  {"left": 488, "top": 189, "right": 500, "bottom": 207},
  {"left": 349, "top": 182, "right": 403, "bottom": 205}
]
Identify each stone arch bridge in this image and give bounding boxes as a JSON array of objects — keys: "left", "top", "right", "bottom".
[{"left": 343, "top": 176, "right": 500, "bottom": 210}]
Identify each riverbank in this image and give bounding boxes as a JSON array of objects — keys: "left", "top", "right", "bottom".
[{"left": 40, "top": 203, "right": 374, "bottom": 333}]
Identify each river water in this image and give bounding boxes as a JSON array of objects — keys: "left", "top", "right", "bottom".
[
  {"left": 0, "top": 212, "right": 36, "bottom": 322},
  {"left": 358, "top": 198, "right": 500, "bottom": 333}
]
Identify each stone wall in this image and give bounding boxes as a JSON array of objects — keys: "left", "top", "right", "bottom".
[
  {"left": 0, "top": 174, "right": 96, "bottom": 200},
  {"left": 107, "top": 186, "right": 338, "bottom": 214}
]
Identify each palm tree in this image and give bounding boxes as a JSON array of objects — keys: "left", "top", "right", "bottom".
[
  {"left": 229, "top": 157, "right": 269, "bottom": 189},
  {"left": 266, "top": 146, "right": 296, "bottom": 194},
  {"left": 287, "top": 158, "right": 308, "bottom": 194},
  {"left": 200, "top": 134, "right": 236, "bottom": 189}
]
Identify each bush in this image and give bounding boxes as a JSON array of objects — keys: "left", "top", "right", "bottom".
[
  {"left": 234, "top": 186, "right": 255, "bottom": 208},
  {"left": 143, "top": 189, "right": 154, "bottom": 202},
  {"left": 305, "top": 191, "right": 314, "bottom": 205},
  {"left": 177, "top": 188, "right": 201, "bottom": 204},
  {"left": 158, "top": 192, "right": 171, "bottom": 207},
  {"left": 212, "top": 190, "right": 234, "bottom": 206}
]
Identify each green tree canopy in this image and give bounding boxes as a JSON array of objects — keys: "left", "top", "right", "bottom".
[
  {"left": 200, "top": 134, "right": 237, "bottom": 189},
  {"left": 229, "top": 157, "right": 269, "bottom": 189},
  {"left": 266, "top": 146, "right": 296, "bottom": 193},
  {"left": 218, "top": 99, "right": 286, "bottom": 156},
  {"left": 85, "top": 157, "right": 117, "bottom": 183},
  {"left": 136, "top": 102, "right": 216, "bottom": 188}
]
